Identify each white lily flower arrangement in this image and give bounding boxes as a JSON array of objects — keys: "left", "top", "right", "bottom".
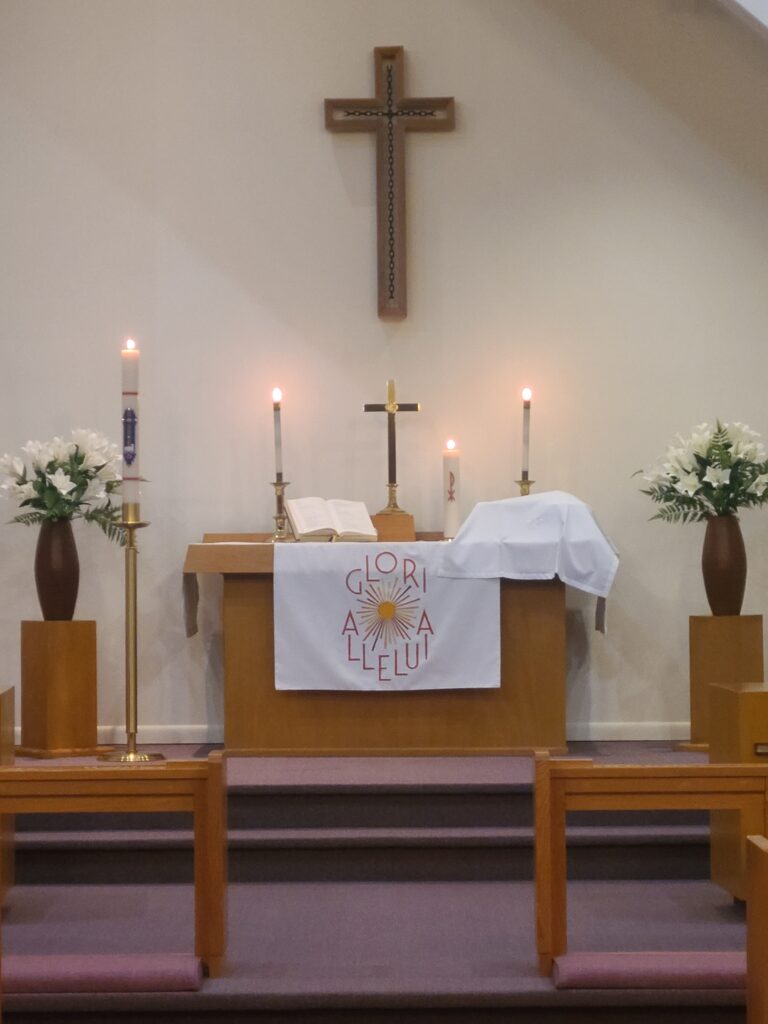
[
  {"left": 638, "top": 421, "right": 768, "bottom": 523},
  {"left": 0, "top": 429, "right": 124, "bottom": 543}
]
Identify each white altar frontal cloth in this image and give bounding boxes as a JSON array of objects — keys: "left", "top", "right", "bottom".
[
  {"left": 274, "top": 542, "right": 500, "bottom": 691},
  {"left": 438, "top": 491, "right": 619, "bottom": 598}
]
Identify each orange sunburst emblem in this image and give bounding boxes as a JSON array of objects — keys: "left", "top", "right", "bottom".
[{"left": 356, "top": 579, "right": 421, "bottom": 650}]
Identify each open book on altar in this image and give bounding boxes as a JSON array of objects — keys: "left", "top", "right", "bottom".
[{"left": 285, "top": 497, "right": 378, "bottom": 542}]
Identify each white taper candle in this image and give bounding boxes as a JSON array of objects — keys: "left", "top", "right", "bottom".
[
  {"left": 272, "top": 387, "right": 283, "bottom": 481},
  {"left": 521, "top": 386, "right": 532, "bottom": 480}
]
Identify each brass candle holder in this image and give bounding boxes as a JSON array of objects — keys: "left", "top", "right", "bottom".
[
  {"left": 272, "top": 479, "right": 294, "bottom": 542},
  {"left": 516, "top": 476, "right": 534, "bottom": 497},
  {"left": 100, "top": 502, "right": 164, "bottom": 763},
  {"left": 379, "top": 482, "right": 406, "bottom": 514}
]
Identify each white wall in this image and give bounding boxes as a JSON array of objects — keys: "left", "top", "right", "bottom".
[{"left": 1, "top": 0, "right": 768, "bottom": 742}]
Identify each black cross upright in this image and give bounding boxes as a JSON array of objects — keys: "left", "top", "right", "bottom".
[
  {"left": 364, "top": 379, "right": 420, "bottom": 512},
  {"left": 326, "top": 46, "right": 455, "bottom": 321}
]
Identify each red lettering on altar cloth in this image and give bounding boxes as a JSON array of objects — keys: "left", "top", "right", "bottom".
[
  {"left": 342, "top": 611, "right": 359, "bottom": 634},
  {"left": 417, "top": 610, "right": 434, "bottom": 634},
  {"left": 375, "top": 550, "right": 398, "bottom": 576},
  {"left": 345, "top": 569, "right": 362, "bottom": 595},
  {"left": 364, "top": 556, "right": 380, "bottom": 583},
  {"left": 346, "top": 635, "right": 360, "bottom": 662},
  {"left": 405, "top": 643, "right": 421, "bottom": 670},
  {"left": 402, "top": 558, "right": 428, "bottom": 592}
]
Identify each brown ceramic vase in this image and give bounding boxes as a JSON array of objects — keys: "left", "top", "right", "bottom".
[
  {"left": 701, "top": 514, "right": 746, "bottom": 616},
  {"left": 34, "top": 519, "right": 80, "bottom": 620}
]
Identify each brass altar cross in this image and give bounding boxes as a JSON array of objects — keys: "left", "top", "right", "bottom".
[
  {"left": 364, "top": 379, "right": 420, "bottom": 513},
  {"left": 325, "top": 46, "right": 455, "bottom": 321}
]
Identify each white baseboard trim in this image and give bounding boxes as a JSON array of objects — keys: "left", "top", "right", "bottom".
[
  {"left": 96, "top": 725, "right": 223, "bottom": 745},
  {"left": 13, "top": 724, "right": 224, "bottom": 745},
  {"left": 567, "top": 721, "right": 691, "bottom": 741},
  {"left": 13, "top": 722, "right": 692, "bottom": 746}
]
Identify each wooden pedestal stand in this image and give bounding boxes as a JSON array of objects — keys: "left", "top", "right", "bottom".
[
  {"left": 370, "top": 511, "right": 416, "bottom": 542},
  {"left": 684, "top": 614, "right": 764, "bottom": 752},
  {"left": 18, "top": 621, "right": 109, "bottom": 757}
]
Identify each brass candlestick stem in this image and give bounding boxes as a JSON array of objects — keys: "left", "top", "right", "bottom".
[
  {"left": 516, "top": 478, "right": 534, "bottom": 497},
  {"left": 379, "top": 482, "right": 405, "bottom": 514},
  {"left": 272, "top": 479, "right": 294, "bottom": 542},
  {"left": 100, "top": 503, "right": 163, "bottom": 763}
]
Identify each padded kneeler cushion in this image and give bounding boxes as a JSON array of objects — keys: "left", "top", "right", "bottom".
[
  {"left": 553, "top": 951, "right": 745, "bottom": 989},
  {"left": 3, "top": 953, "right": 203, "bottom": 993}
]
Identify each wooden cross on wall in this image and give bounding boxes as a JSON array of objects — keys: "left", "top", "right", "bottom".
[{"left": 325, "top": 46, "right": 455, "bottom": 321}]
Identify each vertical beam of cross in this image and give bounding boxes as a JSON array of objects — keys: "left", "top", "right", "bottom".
[{"left": 326, "top": 46, "right": 455, "bottom": 321}]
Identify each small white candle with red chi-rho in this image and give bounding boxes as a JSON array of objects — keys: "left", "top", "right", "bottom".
[
  {"left": 272, "top": 387, "right": 283, "bottom": 482},
  {"left": 121, "top": 338, "right": 140, "bottom": 504},
  {"left": 443, "top": 438, "right": 461, "bottom": 539},
  {"left": 521, "top": 387, "right": 532, "bottom": 481}
]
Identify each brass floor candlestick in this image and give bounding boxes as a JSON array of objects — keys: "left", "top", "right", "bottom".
[
  {"left": 516, "top": 478, "right": 534, "bottom": 496},
  {"left": 272, "top": 479, "right": 294, "bottom": 542},
  {"left": 100, "top": 503, "right": 164, "bottom": 763}
]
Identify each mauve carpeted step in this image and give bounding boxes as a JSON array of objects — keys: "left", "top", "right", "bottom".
[
  {"left": 15, "top": 823, "right": 711, "bottom": 852},
  {"left": 14, "top": 821, "right": 713, "bottom": 884},
  {"left": 12, "top": 750, "right": 715, "bottom": 886},
  {"left": 16, "top": 829, "right": 195, "bottom": 850},
  {"left": 1, "top": 878, "right": 745, "bottom": 1022},
  {"left": 229, "top": 824, "right": 711, "bottom": 848},
  {"left": 19, "top": 800, "right": 710, "bottom": 834}
]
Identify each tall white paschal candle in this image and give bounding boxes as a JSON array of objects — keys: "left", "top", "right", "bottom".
[
  {"left": 443, "top": 439, "right": 461, "bottom": 539},
  {"left": 121, "top": 339, "right": 140, "bottom": 504},
  {"left": 272, "top": 387, "right": 283, "bottom": 482},
  {"left": 521, "top": 387, "right": 532, "bottom": 480}
]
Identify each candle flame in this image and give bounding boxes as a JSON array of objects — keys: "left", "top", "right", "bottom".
[
  {"left": 446, "top": 439, "right": 457, "bottom": 451},
  {"left": 124, "top": 338, "right": 137, "bottom": 351},
  {"left": 521, "top": 386, "right": 533, "bottom": 402},
  {"left": 272, "top": 387, "right": 283, "bottom": 403}
]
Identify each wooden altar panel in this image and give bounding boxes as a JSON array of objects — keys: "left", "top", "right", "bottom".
[
  {"left": 223, "top": 575, "right": 565, "bottom": 753},
  {"left": 186, "top": 539, "right": 566, "bottom": 754}
]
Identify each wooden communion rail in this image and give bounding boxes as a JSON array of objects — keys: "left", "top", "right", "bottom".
[
  {"left": 535, "top": 753, "right": 768, "bottom": 1022},
  {"left": 0, "top": 750, "right": 227, "bottom": 1008}
]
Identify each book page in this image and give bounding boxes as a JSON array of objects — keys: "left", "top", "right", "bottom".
[
  {"left": 285, "top": 497, "right": 334, "bottom": 537},
  {"left": 327, "top": 499, "right": 376, "bottom": 539}
]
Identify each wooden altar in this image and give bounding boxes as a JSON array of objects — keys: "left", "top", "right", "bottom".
[{"left": 184, "top": 535, "right": 567, "bottom": 755}]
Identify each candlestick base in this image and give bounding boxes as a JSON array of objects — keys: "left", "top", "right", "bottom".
[
  {"left": 99, "top": 748, "right": 166, "bottom": 763},
  {"left": 377, "top": 483, "right": 409, "bottom": 515},
  {"left": 272, "top": 514, "right": 295, "bottom": 543},
  {"left": 515, "top": 479, "right": 535, "bottom": 497},
  {"left": 271, "top": 479, "right": 295, "bottom": 543}
]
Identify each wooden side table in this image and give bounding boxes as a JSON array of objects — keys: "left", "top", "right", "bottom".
[
  {"left": 687, "top": 614, "right": 763, "bottom": 749},
  {"left": 18, "top": 620, "right": 107, "bottom": 757}
]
